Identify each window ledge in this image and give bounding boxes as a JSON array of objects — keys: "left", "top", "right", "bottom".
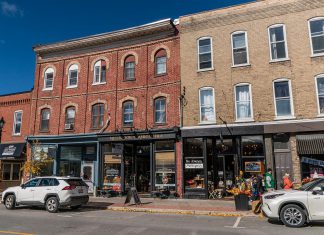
[
  {"left": 42, "top": 88, "right": 53, "bottom": 91},
  {"left": 197, "top": 68, "right": 214, "bottom": 73},
  {"left": 63, "top": 129, "right": 75, "bottom": 132},
  {"left": 12, "top": 134, "right": 21, "bottom": 136},
  {"left": 274, "top": 116, "right": 296, "bottom": 121},
  {"left": 198, "top": 121, "right": 216, "bottom": 125},
  {"left": 311, "top": 53, "right": 324, "bottom": 58},
  {"left": 231, "top": 63, "right": 251, "bottom": 68},
  {"left": 92, "top": 82, "right": 107, "bottom": 86},
  {"left": 317, "top": 114, "right": 324, "bottom": 118},
  {"left": 235, "top": 118, "right": 254, "bottom": 123},
  {"left": 269, "top": 58, "right": 290, "bottom": 63},
  {"left": 39, "top": 130, "right": 49, "bottom": 133},
  {"left": 123, "top": 79, "right": 136, "bottom": 82},
  {"left": 66, "top": 85, "right": 78, "bottom": 89},
  {"left": 154, "top": 73, "right": 168, "bottom": 78},
  {"left": 154, "top": 123, "right": 167, "bottom": 127}
]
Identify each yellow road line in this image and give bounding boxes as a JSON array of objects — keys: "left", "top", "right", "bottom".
[{"left": 0, "top": 230, "right": 36, "bottom": 235}]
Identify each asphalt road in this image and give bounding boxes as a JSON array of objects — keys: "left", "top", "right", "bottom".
[{"left": 0, "top": 205, "right": 324, "bottom": 235}]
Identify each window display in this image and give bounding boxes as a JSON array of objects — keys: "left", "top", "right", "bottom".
[
  {"left": 103, "top": 155, "right": 122, "bottom": 192},
  {"left": 155, "top": 152, "right": 175, "bottom": 190}
]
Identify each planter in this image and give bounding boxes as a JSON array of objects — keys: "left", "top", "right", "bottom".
[{"left": 234, "top": 194, "right": 249, "bottom": 211}]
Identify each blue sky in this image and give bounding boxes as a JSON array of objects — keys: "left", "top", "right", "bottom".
[{"left": 0, "top": 0, "right": 253, "bottom": 95}]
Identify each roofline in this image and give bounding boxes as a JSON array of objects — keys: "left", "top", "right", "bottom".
[
  {"left": 33, "top": 18, "right": 176, "bottom": 54},
  {"left": 179, "top": 0, "right": 256, "bottom": 19},
  {"left": 0, "top": 88, "right": 33, "bottom": 98}
]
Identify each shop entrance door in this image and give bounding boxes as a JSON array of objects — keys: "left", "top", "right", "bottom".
[
  {"left": 81, "top": 162, "right": 94, "bottom": 194},
  {"left": 135, "top": 144, "right": 150, "bottom": 193},
  {"left": 217, "top": 155, "right": 236, "bottom": 189}
]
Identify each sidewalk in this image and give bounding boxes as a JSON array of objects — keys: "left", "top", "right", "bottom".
[{"left": 86, "top": 196, "right": 257, "bottom": 217}]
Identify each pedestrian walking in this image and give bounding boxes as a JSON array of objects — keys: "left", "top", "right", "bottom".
[{"left": 265, "top": 168, "right": 275, "bottom": 191}]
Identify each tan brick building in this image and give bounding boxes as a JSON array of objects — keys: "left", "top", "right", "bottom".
[{"left": 180, "top": 0, "right": 324, "bottom": 198}]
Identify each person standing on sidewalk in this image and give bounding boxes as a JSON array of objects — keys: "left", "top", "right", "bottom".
[
  {"left": 283, "top": 173, "right": 293, "bottom": 190},
  {"left": 265, "top": 168, "right": 275, "bottom": 192}
]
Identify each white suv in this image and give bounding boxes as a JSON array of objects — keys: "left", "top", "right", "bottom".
[
  {"left": 1, "top": 176, "right": 89, "bottom": 213},
  {"left": 262, "top": 178, "right": 324, "bottom": 227}
]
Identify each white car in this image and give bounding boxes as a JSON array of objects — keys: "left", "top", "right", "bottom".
[
  {"left": 262, "top": 178, "right": 324, "bottom": 227},
  {"left": 1, "top": 176, "right": 89, "bottom": 213}
]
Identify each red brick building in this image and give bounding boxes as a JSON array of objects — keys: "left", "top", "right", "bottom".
[
  {"left": 28, "top": 19, "right": 182, "bottom": 195},
  {"left": 0, "top": 90, "right": 32, "bottom": 190}
]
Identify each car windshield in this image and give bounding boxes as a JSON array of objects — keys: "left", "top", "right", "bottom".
[{"left": 299, "top": 178, "right": 322, "bottom": 191}]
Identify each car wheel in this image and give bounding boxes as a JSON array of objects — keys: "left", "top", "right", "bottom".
[
  {"left": 70, "top": 205, "right": 81, "bottom": 210},
  {"left": 45, "top": 197, "right": 59, "bottom": 213},
  {"left": 5, "top": 195, "right": 16, "bottom": 210},
  {"left": 280, "top": 204, "right": 306, "bottom": 228}
]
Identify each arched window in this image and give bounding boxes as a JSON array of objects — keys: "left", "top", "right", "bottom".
[
  {"left": 93, "top": 60, "right": 107, "bottom": 84},
  {"left": 155, "top": 49, "right": 167, "bottom": 75},
  {"left": 154, "top": 97, "right": 166, "bottom": 124},
  {"left": 40, "top": 108, "right": 50, "bottom": 131},
  {"left": 68, "top": 64, "right": 78, "bottom": 88},
  {"left": 124, "top": 55, "right": 135, "bottom": 81},
  {"left": 44, "top": 68, "right": 54, "bottom": 90},
  {"left": 65, "top": 106, "right": 76, "bottom": 130},
  {"left": 91, "top": 103, "right": 104, "bottom": 128},
  {"left": 123, "top": 101, "right": 134, "bottom": 126}
]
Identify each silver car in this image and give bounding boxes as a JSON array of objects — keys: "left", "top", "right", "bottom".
[{"left": 262, "top": 178, "right": 324, "bottom": 227}]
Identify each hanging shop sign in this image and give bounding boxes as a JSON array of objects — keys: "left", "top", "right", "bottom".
[
  {"left": 185, "top": 159, "right": 203, "bottom": 169},
  {"left": 301, "top": 157, "right": 324, "bottom": 167}
]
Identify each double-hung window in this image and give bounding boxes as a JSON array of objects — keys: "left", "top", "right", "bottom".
[
  {"left": 273, "top": 80, "right": 294, "bottom": 118},
  {"left": 155, "top": 49, "right": 167, "bottom": 75},
  {"left": 124, "top": 55, "right": 135, "bottom": 81},
  {"left": 40, "top": 108, "right": 50, "bottom": 131},
  {"left": 199, "top": 87, "right": 216, "bottom": 123},
  {"left": 232, "top": 32, "right": 249, "bottom": 66},
  {"left": 65, "top": 107, "right": 75, "bottom": 130},
  {"left": 123, "top": 101, "right": 134, "bottom": 126},
  {"left": 154, "top": 98, "right": 166, "bottom": 124},
  {"left": 316, "top": 75, "right": 324, "bottom": 115},
  {"left": 91, "top": 104, "right": 104, "bottom": 129},
  {"left": 235, "top": 84, "right": 253, "bottom": 121},
  {"left": 93, "top": 60, "right": 107, "bottom": 84},
  {"left": 309, "top": 18, "right": 324, "bottom": 56},
  {"left": 268, "top": 24, "right": 288, "bottom": 61},
  {"left": 68, "top": 64, "right": 78, "bottom": 88},
  {"left": 44, "top": 68, "right": 54, "bottom": 90},
  {"left": 13, "top": 111, "right": 22, "bottom": 135},
  {"left": 197, "top": 37, "right": 213, "bottom": 70}
]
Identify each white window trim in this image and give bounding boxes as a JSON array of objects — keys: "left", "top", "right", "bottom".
[
  {"left": 198, "top": 87, "right": 216, "bottom": 124},
  {"left": 231, "top": 31, "right": 250, "bottom": 67},
  {"left": 12, "top": 110, "right": 23, "bottom": 136},
  {"left": 315, "top": 74, "right": 324, "bottom": 117},
  {"left": 272, "top": 78, "right": 295, "bottom": 120},
  {"left": 154, "top": 98, "right": 167, "bottom": 124},
  {"left": 67, "top": 64, "right": 78, "bottom": 88},
  {"left": 268, "top": 24, "right": 289, "bottom": 62},
  {"left": 197, "top": 37, "right": 214, "bottom": 72},
  {"left": 234, "top": 83, "right": 254, "bottom": 122},
  {"left": 92, "top": 60, "right": 107, "bottom": 85},
  {"left": 43, "top": 68, "right": 54, "bottom": 91},
  {"left": 308, "top": 17, "right": 324, "bottom": 57}
]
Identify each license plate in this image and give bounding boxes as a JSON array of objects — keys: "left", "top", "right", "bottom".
[{"left": 78, "top": 189, "right": 83, "bottom": 193}]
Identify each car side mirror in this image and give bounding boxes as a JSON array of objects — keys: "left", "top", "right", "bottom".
[{"left": 312, "top": 186, "right": 323, "bottom": 195}]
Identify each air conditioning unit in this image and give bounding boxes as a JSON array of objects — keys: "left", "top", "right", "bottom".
[{"left": 64, "top": 123, "right": 73, "bottom": 130}]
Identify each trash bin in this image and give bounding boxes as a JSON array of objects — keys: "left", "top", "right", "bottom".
[{"left": 234, "top": 194, "right": 249, "bottom": 211}]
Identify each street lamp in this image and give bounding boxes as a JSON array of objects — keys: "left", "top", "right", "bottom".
[{"left": 0, "top": 117, "right": 5, "bottom": 143}]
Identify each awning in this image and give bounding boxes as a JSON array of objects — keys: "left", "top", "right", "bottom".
[
  {"left": 296, "top": 134, "right": 324, "bottom": 155},
  {"left": 0, "top": 143, "right": 25, "bottom": 159}
]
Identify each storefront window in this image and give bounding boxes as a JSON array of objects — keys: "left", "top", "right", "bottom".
[
  {"left": 60, "top": 146, "right": 82, "bottom": 177},
  {"left": 216, "top": 139, "right": 235, "bottom": 154},
  {"left": 32, "top": 145, "right": 55, "bottom": 176},
  {"left": 242, "top": 136, "right": 264, "bottom": 157},
  {"left": 2, "top": 163, "right": 21, "bottom": 181},
  {"left": 155, "top": 152, "right": 175, "bottom": 190},
  {"left": 103, "top": 155, "right": 122, "bottom": 192},
  {"left": 301, "top": 156, "right": 324, "bottom": 179},
  {"left": 155, "top": 140, "right": 174, "bottom": 151}
]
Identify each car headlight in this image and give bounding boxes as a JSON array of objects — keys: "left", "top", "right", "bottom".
[{"left": 264, "top": 193, "right": 285, "bottom": 199}]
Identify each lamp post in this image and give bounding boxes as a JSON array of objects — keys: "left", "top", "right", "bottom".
[{"left": 0, "top": 117, "right": 5, "bottom": 143}]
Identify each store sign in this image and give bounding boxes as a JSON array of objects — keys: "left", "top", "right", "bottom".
[
  {"left": 301, "top": 157, "right": 324, "bottom": 167},
  {"left": 185, "top": 159, "right": 203, "bottom": 169},
  {"left": 2, "top": 145, "right": 16, "bottom": 156}
]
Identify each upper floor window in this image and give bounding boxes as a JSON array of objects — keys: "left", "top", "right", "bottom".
[
  {"left": 235, "top": 84, "right": 253, "bottom": 121},
  {"left": 44, "top": 68, "right": 54, "bottom": 90},
  {"left": 316, "top": 75, "right": 324, "bottom": 115},
  {"left": 40, "top": 108, "right": 50, "bottom": 131},
  {"left": 93, "top": 60, "right": 107, "bottom": 84},
  {"left": 197, "top": 37, "right": 213, "bottom": 70},
  {"left": 268, "top": 24, "right": 288, "bottom": 61},
  {"left": 13, "top": 111, "right": 23, "bottom": 135},
  {"left": 199, "top": 87, "right": 216, "bottom": 123},
  {"left": 91, "top": 103, "right": 104, "bottom": 129},
  {"left": 68, "top": 64, "right": 78, "bottom": 88},
  {"left": 65, "top": 106, "right": 75, "bottom": 130},
  {"left": 155, "top": 49, "right": 167, "bottom": 75},
  {"left": 309, "top": 18, "right": 324, "bottom": 56},
  {"left": 154, "top": 97, "right": 166, "bottom": 124},
  {"left": 232, "top": 32, "right": 249, "bottom": 66},
  {"left": 273, "top": 80, "right": 294, "bottom": 118},
  {"left": 123, "top": 101, "right": 134, "bottom": 126},
  {"left": 124, "top": 55, "right": 135, "bottom": 81}
]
